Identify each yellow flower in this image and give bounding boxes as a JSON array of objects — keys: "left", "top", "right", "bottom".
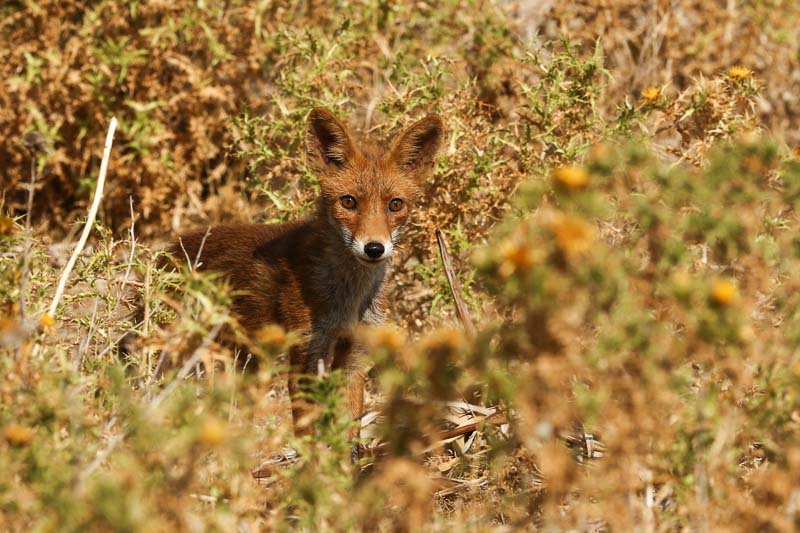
[
  {"left": 551, "top": 166, "right": 590, "bottom": 191},
  {"left": 418, "top": 328, "right": 466, "bottom": 358},
  {"left": 727, "top": 65, "right": 752, "bottom": 80},
  {"left": 710, "top": 279, "right": 738, "bottom": 306},
  {"left": 371, "top": 324, "right": 405, "bottom": 352},
  {"left": 497, "top": 239, "right": 535, "bottom": 277},
  {"left": 0, "top": 215, "right": 16, "bottom": 236},
  {"left": 4, "top": 424, "right": 34, "bottom": 446},
  {"left": 256, "top": 324, "right": 287, "bottom": 346},
  {"left": 0, "top": 315, "right": 16, "bottom": 332},
  {"left": 39, "top": 313, "right": 55, "bottom": 332},
  {"left": 197, "top": 418, "right": 226, "bottom": 447},
  {"left": 641, "top": 86, "right": 660, "bottom": 103},
  {"left": 547, "top": 213, "right": 594, "bottom": 256}
]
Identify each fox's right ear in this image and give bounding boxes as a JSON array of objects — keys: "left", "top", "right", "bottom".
[
  {"left": 306, "top": 108, "right": 356, "bottom": 173},
  {"left": 389, "top": 114, "right": 444, "bottom": 177}
]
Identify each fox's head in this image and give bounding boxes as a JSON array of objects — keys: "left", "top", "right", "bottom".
[{"left": 306, "top": 107, "right": 443, "bottom": 265}]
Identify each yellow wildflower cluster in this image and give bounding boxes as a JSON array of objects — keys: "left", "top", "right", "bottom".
[
  {"left": 0, "top": 215, "right": 16, "bottom": 236},
  {"left": 39, "top": 313, "right": 55, "bottom": 332},
  {"left": 197, "top": 418, "right": 226, "bottom": 447},
  {"left": 546, "top": 213, "right": 594, "bottom": 256},
  {"left": 497, "top": 239, "right": 536, "bottom": 277},
  {"left": 551, "top": 166, "right": 590, "bottom": 191},
  {"left": 727, "top": 65, "right": 752, "bottom": 80},
  {"left": 256, "top": 323, "right": 287, "bottom": 346},
  {"left": 710, "top": 279, "right": 738, "bottom": 306},
  {"left": 418, "top": 328, "right": 466, "bottom": 357},
  {"left": 366, "top": 324, "right": 406, "bottom": 352},
  {"left": 4, "top": 424, "right": 34, "bottom": 446},
  {"left": 641, "top": 86, "right": 660, "bottom": 103}
]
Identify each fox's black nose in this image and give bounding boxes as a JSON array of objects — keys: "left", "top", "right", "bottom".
[{"left": 364, "top": 242, "right": 385, "bottom": 259}]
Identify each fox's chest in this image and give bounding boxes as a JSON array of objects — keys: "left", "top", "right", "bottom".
[
  {"left": 319, "top": 274, "right": 382, "bottom": 328},
  {"left": 305, "top": 263, "right": 385, "bottom": 360}
]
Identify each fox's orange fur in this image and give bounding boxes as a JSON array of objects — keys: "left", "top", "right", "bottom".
[{"left": 171, "top": 108, "right": 443, "bottom": 434}]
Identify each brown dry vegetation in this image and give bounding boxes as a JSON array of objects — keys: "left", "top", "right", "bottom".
[{"left": 2, "top": 0, "right": 800, "bottom": 531}]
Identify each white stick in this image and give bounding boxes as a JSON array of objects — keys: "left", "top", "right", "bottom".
[{"left": 47, "top": 117, "right": 117, "bottom": 319}]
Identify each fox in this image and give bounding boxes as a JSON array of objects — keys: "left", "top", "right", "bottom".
[{"left": 160, "top": 107, "right": 443, "bottom": 436}]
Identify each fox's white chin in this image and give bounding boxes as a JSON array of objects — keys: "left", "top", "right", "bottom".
[{"left": 354, "top": 253, "right": 390, "bottom": 265}]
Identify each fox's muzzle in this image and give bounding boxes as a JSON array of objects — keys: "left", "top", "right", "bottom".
[{"left": 352, "top": 236, "right": 393, "bottom": 263}]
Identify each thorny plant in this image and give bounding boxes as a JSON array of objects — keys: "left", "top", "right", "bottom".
[{"left": 2, "top": 0, "right": 800, "bottom": 530}]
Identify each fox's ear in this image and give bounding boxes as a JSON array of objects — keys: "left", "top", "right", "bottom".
[
  {"left": 390, "top": 114, "right": 444, "bottom": 176},
  {"left": 306, "top": 108, "right": 356, "bottom": 173}
]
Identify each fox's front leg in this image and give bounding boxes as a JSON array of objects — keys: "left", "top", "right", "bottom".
[
  {"left": 288, "top": 333, "right": 366, "bottom": 439},
  {"left": 329, "top": 331, "right": 366, "bottom": 440},
  {"left": 287, "top": 345, "right": 316, "bottom": 437}
]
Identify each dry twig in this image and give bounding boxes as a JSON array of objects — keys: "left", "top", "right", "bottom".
[
  {"left": 47, "top": 117, "right": 118, "bottom": 320},
  {"left": 435, "top": 228, "right": 477, "bottom": 340}
]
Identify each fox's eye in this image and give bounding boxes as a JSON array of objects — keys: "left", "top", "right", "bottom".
[
  {"left": 388, "top": 198, "right": 404, "bottom": 212},
  {"left": 340, "top": 195, "right": 357, "bottom": 210}
]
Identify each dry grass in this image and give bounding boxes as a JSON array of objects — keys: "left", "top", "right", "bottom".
[{"left": 2, "top": 0, "right": 800, "bottom": 530}]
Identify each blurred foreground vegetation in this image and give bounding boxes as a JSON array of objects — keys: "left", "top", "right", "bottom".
[{"left": 2, "top": 0, "right": 800, "bottom": 530}]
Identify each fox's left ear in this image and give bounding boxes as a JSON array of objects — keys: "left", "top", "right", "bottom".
[
  {"left": 390, "top": 114, "right": 444, "bottom": 176},
  {"left": 306, "top": 107, "right": 357, "bottom": 174}
]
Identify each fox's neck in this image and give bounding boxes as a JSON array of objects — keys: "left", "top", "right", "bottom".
[{"left": 310, "top": 210, "right": 388, "bottom": 312}]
